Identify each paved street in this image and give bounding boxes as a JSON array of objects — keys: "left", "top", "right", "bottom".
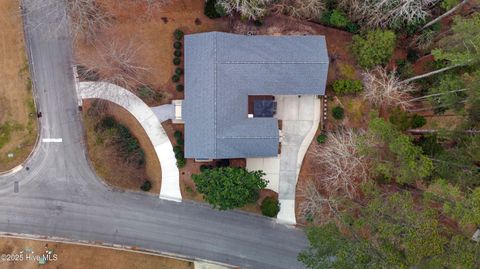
[{"left": 0, "top": 1, "right": 308, "bottom": 268}]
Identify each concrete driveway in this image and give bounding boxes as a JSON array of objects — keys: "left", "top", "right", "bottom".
[
  {"left": 247, "top": 95, "right": 320, "bottom": 224},
  {"left": 77, "top": 82, "right": 182, "bottom": 202}
]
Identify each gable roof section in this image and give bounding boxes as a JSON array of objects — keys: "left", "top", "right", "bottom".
[{"left": 183, "top": 32, "right": 329, "bottom": 159}]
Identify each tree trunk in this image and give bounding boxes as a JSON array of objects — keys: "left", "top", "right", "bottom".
[
  {"left": 401, "top": 64, "right": 463, "bottom": 84},
  {"left": 422, "top": 0, "right": 470, "bottom": 30},
  {"left": 408, "top": 88, "right": 468, "bottom": 102}
]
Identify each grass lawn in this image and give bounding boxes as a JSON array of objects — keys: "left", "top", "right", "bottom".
[
  {"left": 0, "top": 0, "right": 38, "bottom": 172},
  {"left": 0, "top": 236, "right": 193, "bottom": 269},
  {"left": 83, "top": 100, "right": 161, "bottom": 194}
]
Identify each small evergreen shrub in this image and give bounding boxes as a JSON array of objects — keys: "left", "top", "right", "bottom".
[
  {"left": 174, "top": 130, "right": 182, "bottom": 139},
  {"left": 410, "top": 114, "right": 427, "bottom": 128},
  {"left": 328, "top": 9, "right": 349, "bottom": 28},
  {"left": 173, "top": 145, "right": 182, "bottom": 154},
  {"left": 175, "top": 67, "right": 183, "bottom": 75},
  {"left": 176, "top": 158, "right": 186, "bottom": 168},
  {"left": 173, "top": 57, "right": 181, "bottom": 65},
  {"left": 175, "top": 150, "right": 184, "bottom": 160},
  {"left": 254, "top": 20, "right": 263, "bottom": 27},
  {"left": 204, "top": 0, "right": 222, "bottom": 19},
  {"left": 174, "top": 29, "right": 184, "bottom": 40},
  {"left": 100, "top": 116, "right": 116, "bottom": 129},
  {"left": 140, "top": 180, "right": 152, "bottom": 191},
  {"left": 332, "top": 106, "right": 344, "bottom": 120},
  {"left": 172, "top": 74, "right": 180, "bottom": 82},
  {"left": 173, "top": 41, "right": 182, "bottom": 49},
  {"left": 174, "top": 50, "right": 182, "bottom": 57},
  {"left": 332, "top": 79, "right": 363, "bottom": 95},
  {"left": 177, "top": 138, "right": 184, "bottom": 146},
  {"left": 316, "top": 133, "right": 327, "bottom": 144},
  {"left": 176, "top": 84, "right": 184, "bottom": 92},
  {"left": 261, "top": 197, "right": 280, "bottom": 217}
]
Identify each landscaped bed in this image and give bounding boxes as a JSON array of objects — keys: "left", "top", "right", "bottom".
[
  {"left": 82, "top": 100, "right": 161, "bottom": 193},
  {"left": 0, "top": 0, "right": 38, "bottom": 172}
]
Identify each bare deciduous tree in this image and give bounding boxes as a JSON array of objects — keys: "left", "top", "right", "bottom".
[
  {"left": 78, "top": 38, "right": 149, "bottom": 90},
  {"left": 23, "top": 0, "right": 112, "bottom": 43},
  {"left": 362, "top": 66, "right": 415, "bottom": 109},
  {"left": 338, "top": 0, "right": 439, "bottom": 28},
  {"left": 298, "top": 180, "right": 337, "bottom": 225},
  {"left": 216, "top": 0, "right": 275, "bottom": 20},
  {"left": 273, "top": 0, "right": 325, "bottom": 20},
  {"left": 311, "top": 128, "right": 369, "bottom": 199}
]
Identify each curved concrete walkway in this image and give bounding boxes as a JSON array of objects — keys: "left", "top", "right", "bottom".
[{"left": 77, "top": 82, "right": 182, "bottom": 202}]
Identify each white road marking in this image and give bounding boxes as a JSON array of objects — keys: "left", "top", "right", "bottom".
[{"left": 42, "top": 138, "right": 63, "bottom": 143}]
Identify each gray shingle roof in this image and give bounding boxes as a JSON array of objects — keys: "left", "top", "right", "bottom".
[{"left": 183, "top": 32, "right": 329, "bottom": 159}]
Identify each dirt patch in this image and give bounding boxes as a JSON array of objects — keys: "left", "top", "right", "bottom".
[
  {"left": 83, "top": 100, "right": 161, "bottom": 193},
  {"left": 75, "top": 0, "right": 229, "bottom": 105},
  {"left": 0, "top": 0, "right": 38, "bottom": 172},
  {"left": 0, "top": 237, "right": 193, "bottom": 269}
]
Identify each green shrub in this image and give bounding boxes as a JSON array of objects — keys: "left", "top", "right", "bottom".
[
  {"left": 346, "top": 22, "right": 360, "bottom": 33},
  {"left": 172, "top": 74, "right": 180, "bottom": 82},
  {"left": 175, "top": 150, "right": 184, "bottom": 160},
  {"left": 204, "top": 0, "right": 222, "bottom": 19},
  {"left": 316, "top": 133, "right": 327, "bottom": 144},
  {"left": 173, "top": 41, "right": 182, "bottom": 49},
  {"left": 176, "top": 84, "right": 184, "bottom": 92},
  {"left": 200, "top": 164, "right": 213, "bottom": 172},
  {"left": 261, "top": 197, "right": 280, "bottom": 217},
  {"left": 173, "top": 29, "right": 184, "bottom": 40},
  {"left": 140, "top": 180, "right": 152, "bottom": 191},
  {"left": 351, "top": 30, "right": 396, "bottom": 69},
  {"left": 177, "top": 138, "right": 184, "bottom": 146},
  {"left": 254, "top": 19, "right": 263, "bottom": 27},
  {"left": 175, "top": 67, "right": 183, "bottom": 75},
  {"left": 389, "top": 108, "right": 411, "bottom": 131},
  {"left": 174, "top": 50, "right": 182, "bottom": 57},
  {"left": 100, "top": 116, "right": 116, "bottom": 129},
  {"left": 176, "top": 158, "right": 186, "bottom": 168},
  {"left": 329, "top": 9, "right": 349, "bottom": 28},
  {"left": 173, "top": 57, "right": 181, "bottom": 65},
  {"left": 174, "top": 130, "right": 182, "bottom": 139},
  {"left": 410, "top": 114, "right": 427, "bottom": 128},
  {"left": 332, "top": 79, "right": 363, "bottom": 95},
  {"left": 173, "top": 145, "right": 182, "bottom": 154},
  {"left": 332, "top": 106, "right": 344, "bottom": 120}
]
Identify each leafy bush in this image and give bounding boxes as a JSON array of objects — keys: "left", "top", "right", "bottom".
[
  {"left": 177, "top": 138, "right": 184, "bottom": 146},
  {"left": 172, "top": 74, "right": 180, "bottom": 82},
  {"left": 173, "top": 145, "right": 182, "bottom": 154},
  {"left": 173, "top": 29, "right": 184, "bottom": 40},
  {"left": 173, "top": 41, "right": 182, "bottom": 49},
  {"left": 317, "top": 133, "right": 327, "bottom": 144},
  {"left": 204, "top": 0, "right": 222, "bottom": 19},
  {"left": 100, "top": 116, "right": 116, "bottom": 129},
  {"left": 192, "top": 167, "right": 267, "bottom": 210},
  {"left": 332, "top": 106, "right": 345, "bottom": 120},
  {"left": 174, "top": 130, "right": 182, "bottom": 139},
  {"left": 176, "top": 158, "right": 186, "bottom": 168},
  {"left": 174, "top": 50, "right": 182, "bottom": 57},
  {"left": 332, "top": 79, "right": 363, "bottom": 95},
  {"left": 175, "top": 67, "right": 183, "bottom": 75},
  {"left": 410, "top": 114, "right": 426, "bottom": 128},
  {"left": 200, "top": 164, "right": 213, "bottom": 172},
  {"left": 346, "top": 22, "right": 360, "bottom": 33},
  {"left": 140, "top": 180, "right": 152, "bottom": 191},
  {"left": 351, "top": 30, "right": 396, "bottom": 69},
  {"left": 261, "top": 197, "right": 280, "bottom": 217},
  {"left": 173, "top": 57, "right": 181, "bottom": 65},
  {"left": 389, "top": 108, "right": 412, "bottom": 131},
  {"left": 321, "top": 9, "right": 351, "bottom": 29},
  {"left": 175, "top": 150, "right": 184, "bottom": 160},
  {"left": 176, "top": 84, "right": 184, "bottom": 92}
]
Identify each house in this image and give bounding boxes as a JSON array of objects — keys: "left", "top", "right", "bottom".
[{"left": 182, "top": 32, "right": 329, "bottom": 160}]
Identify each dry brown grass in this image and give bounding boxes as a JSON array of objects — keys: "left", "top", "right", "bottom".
[
  {"left": 0, "top": 237, "right": 193, "bottom": 269},
  {"left": 83, "top": 100, "right": 161, "bottom": 193},
  {"left": 0, "top": 0, "right": 38, "bottom": 171},
  {"left": 75, "top": 0, "right": 229, "bottom": 105}
]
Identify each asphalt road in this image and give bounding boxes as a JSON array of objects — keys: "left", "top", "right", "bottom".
[{"left": 0, "top": 1, "right": 308, "bottom": 268}]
